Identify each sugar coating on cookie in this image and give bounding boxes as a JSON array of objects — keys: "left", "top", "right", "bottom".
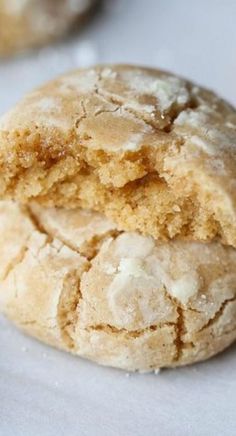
[
  {"left": 1, "top": 202, "right": 236, "bottom": 371},
  {"left": 0, "top": 0, "right": 96, "bottom": 55},
  {"left": 0, "top": 65, "right": 236, "bottom": 245}
]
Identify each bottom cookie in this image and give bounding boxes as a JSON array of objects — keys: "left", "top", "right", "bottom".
[{"left": 0, "top": 202, "right": 236, "bottom": 372}]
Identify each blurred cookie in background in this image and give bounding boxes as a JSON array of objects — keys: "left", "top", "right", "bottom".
[{"left": 0, "top": 0, "right": 98, "bottom": 56}]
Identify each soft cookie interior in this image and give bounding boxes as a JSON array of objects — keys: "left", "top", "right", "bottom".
[{"left": 0, "top": 66, "right": 236, "bottom": 245}]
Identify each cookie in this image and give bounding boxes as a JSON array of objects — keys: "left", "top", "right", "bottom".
[
  {"left": 1, "top": 201, "right": 236, "bottom": 371},
  {"left": 0, "top": 0, "right": 96, "bottom": 56},
  {"left": 0, "top": 65, "right": 236, "bottom": 245}
]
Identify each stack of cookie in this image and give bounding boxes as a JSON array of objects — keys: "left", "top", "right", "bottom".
[
  {"left": 0, "top": 0, "right": 97, "bottom": 56},
  {"left": 0, "top": 65, "right": 236, "bottom": 372}
]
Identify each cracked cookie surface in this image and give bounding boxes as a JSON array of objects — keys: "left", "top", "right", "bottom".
[
  {"left": 0, "top": 65, "right": 236, "bottom": 245},
  {"left": 1, "top": 202, "right": 236, "bottom": 371},
  {"left": 0, "top": 0, "right": 96, "bottom": 56}
]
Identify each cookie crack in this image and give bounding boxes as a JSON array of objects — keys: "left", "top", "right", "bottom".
[
  {"left": 198, "top": 297, "right": 236, "bottom": 333},
  {"left": 1, "top": 244, "right": 29, "bottom": 283},
  {"left": 26, "top": 204, "right": 78, "bottom": 255},
  {"left": 75, "top": 101, "right": 88, "bottom": 129},
  {"left": 94, "top": 106, "right": 121, "bottom": 117},
  {"left": 22, "top": 206, "right": 129, "bottom": 351},
  {"left": 95, "top": 88, "right": 160, "bottom": 132},
  {"left": 158, "top": 285, "right": 186, "bottom": 362},
  {"left": 57, "top": 261, "right": 95, "bottom": 350},
  {"left": 85, "top": 321, "right": 176, "bottom": 338},
  {"left": 95, "top": 86, "right": 199, "bottom": 135},
  {"left": 25, "top": 205, "right": 53, "bottom": 243},
  {"left": 58, "top": 279, "right": 83, "bottom": 349},
  {"left": 173, "top": 306, "right": 185, "bottom": 362},
  {"left": 165, "top": 96, "right": 199, "bottom": 132},
  {"left": 27, "top": 205, "right": 120, "bottom": 261}
]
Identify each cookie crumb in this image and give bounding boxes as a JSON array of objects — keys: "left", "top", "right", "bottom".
[{"left": 172, "top": 205, "right": 181, "bottom": 213}]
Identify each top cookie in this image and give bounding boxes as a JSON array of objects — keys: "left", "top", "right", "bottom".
[{"left": 0, "top": 65, "right": 236, "bottom": 245}]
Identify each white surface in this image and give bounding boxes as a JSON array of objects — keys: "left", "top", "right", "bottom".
[
  {"left": 1, "top": 316, "right": 236, "bottom": 436},
  {"left": 1, "top": 1, "right": 236, "bottom": 435}
]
